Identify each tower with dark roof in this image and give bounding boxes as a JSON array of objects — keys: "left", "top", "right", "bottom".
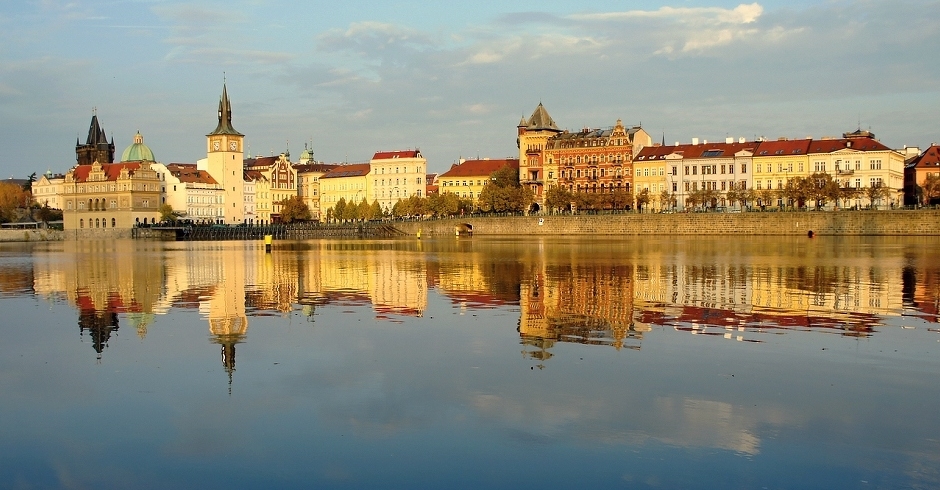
[
  {"left": 204, "top": 83, "right": 245, "bottom": 224},
  {"left": 75, "top": 114, "right": 115, "bottom": 165},
  {"left": 517, "top": 103, "right": 562, "bottom": 209}
]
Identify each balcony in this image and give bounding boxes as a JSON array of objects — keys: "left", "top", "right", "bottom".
[{"left": 837, "top": 169, "right": 854, "bottom": 175}]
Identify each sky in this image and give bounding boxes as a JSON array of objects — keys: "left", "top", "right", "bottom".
[{"left": 1, "top": 0, "right": 939, "bottom": 178}]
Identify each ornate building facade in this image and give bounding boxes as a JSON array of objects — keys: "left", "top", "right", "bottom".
[{"left": 517, "top": 103, "right": 650, "bottom": 210}]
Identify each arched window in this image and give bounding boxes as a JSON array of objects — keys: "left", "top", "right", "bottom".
[
  {"left": 80, "top": 219, "right": 84, "bottom": 229},
  {"left": 111, "top": 218, "right": 116, "bottom": 227}
]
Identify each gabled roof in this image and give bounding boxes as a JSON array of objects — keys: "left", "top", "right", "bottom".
[
  {"left": 372, "top": 150, "right": 421, "bottom": 160},
  {"left": 166, "top": 163, "right": 218, "bottom": 185},
  {"left": 69, "top": 162, "right": 144, "bottom": 182},
  {"left": 524, "top": 103, "right": 560, "bottom": 132},
  {"left": 321, "top": 163, "right": 371, "bottom": 179},
  {"left": 244, "top": 170, "right": 268, "bottom": 182},
  {"left": 439, "top": 158, "right": 519, "bottom": 178},
  {"left": 906, "top": 144, "right": 940, "bottom": 169}
]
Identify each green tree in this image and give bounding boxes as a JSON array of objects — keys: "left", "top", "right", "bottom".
[
  {"left": 478, "top": 164, "right": 532, "bottom": 213},
  {"left": 36, "top": 203, "right": 62, "bottom": 223},
  {"left": 279, "top": 196, "right": 311, "bottom": 223},
  {"left": 333, "top": 198, "right": 347, "bottom": 221},
  {"left": 24, "top": 172, "right": 36, "bottom": 192},
  {"left": 159, "top": 203, "right": 178, "bottom": 223},
  {"left": 370, "top": 200, "right": 383, "bottom": 219},
  {"left": 545, "top": 186, "right": 573, "bottom": 212},
  {"left": 357, "top": 198, "right": 371, "bottom": 220}
]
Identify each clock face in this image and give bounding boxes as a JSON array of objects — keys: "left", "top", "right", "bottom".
[
  {"left": 230, "top": 141, "right": 238, "bottom": 151},
  {"left": 213, "top": 140, "right": 220, "bottom": 151}
]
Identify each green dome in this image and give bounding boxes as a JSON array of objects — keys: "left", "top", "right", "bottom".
[{"left": 121, "top": 131, "right": 156, "bottom": 162}]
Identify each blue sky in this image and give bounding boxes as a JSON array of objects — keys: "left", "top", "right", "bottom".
[{"left": 1, "top": 0, "right": 938, "bottom": 178}]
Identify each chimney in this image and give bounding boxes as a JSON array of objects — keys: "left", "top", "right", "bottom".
[
  {"left": 692, "top": 138, "right": 699, "bottom": 145},
  {"left": 739, "top": 137, "right": 745, "bottom": 143},
  {"left": 725, "top": 137, "right": 733, "bottom": 144}
]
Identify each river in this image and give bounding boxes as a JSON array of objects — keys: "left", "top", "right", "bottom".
[{"left": 1, "top": 236, "right": 938, "bottom": 489}]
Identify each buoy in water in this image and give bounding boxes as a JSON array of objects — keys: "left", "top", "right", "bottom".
[{"left": 807, "top": 230, "right": 814, "bottom": 238}]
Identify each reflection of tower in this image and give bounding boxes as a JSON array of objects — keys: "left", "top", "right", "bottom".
[
  {"left": 210, "top": 316, "right": 247, "bottom": 394},
  {"left": 203, "top": 244, "right": 251, "bottom": 393},
  {"left": 78, "top": 309, "right": 119, "bottom": 359}
]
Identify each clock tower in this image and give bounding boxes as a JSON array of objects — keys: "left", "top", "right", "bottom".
[{"left": 206, "top": 83, "right": 245, "bottom": 224}]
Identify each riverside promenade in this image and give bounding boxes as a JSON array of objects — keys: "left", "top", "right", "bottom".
[
  {"left": 392, "top": 209, "right": 940, "bottom": 237},
  {"left": 3, "top": 210, "right": 940, "bottom": 242}
]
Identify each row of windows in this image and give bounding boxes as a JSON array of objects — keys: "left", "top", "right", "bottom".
[
  {"left": 685, "top": 164, "right": 747, "bottom": 176},
  {"left": 552, "top": 154, "right": 628, "bottom": 165}
]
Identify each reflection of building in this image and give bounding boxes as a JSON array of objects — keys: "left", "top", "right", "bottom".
[
  {"left": 33, "top": 240, "right": 166, "bottom": 356},
  {"left": 519, "top": 257, "right": 640, "bottom": 360}
]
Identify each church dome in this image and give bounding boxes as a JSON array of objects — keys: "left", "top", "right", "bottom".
[{"left": 121, "top": 131, "right": 156, "bottom": 162}]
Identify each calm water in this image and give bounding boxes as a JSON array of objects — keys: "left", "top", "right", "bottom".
[{"left": 1, "top": 236, "right": 939, "bottom": 489}]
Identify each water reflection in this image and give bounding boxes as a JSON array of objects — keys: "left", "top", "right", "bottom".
[
  {"left": 12, "top": 237, "right": 940, "bottom": 361},
  {"left": 2, "top": 236, "right": 940, "bottom": 488}
]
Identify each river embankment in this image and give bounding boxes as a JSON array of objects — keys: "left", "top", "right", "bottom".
[
  {"left": 3, "top": 210, "right": 939, "bottom": 242},
  {"left": 393, "top": 209, "right": 940, "bottom": 237}
]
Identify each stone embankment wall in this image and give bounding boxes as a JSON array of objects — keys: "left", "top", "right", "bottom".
[
  {"left": 393, "top": 210, "right": 940, "bottom": 237},
  {"left": 0, "top": 229, "right": 65, "bottom": 242}
]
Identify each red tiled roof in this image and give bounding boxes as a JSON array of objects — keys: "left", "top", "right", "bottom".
[
  {"left": 244, "top": 170, "right": 267, "bottom": 182},
  {"left": 372, "top": 150, "right": 421, "bottom": 160},
  {"left": 634, "top": 141, "right": 757, "bottom": 161},
  {"left": 244, "top": 156, "right": 278, "bottom": 169},
  {"left": 70, "top": 162, "right": 143, "bottom": 182},
  {"left": 166, "top": 163, "right": 218, "bottom": 185},
  {"left": 321, "top": 163, "right": 371, "bottom": 179},
  {"left": 753, "top": 139, "right": 812, "bottom": 156},
  {"left": 807, "top": 137, "right": 890, "bottom": 154},
  {"left": 439, "top": 158, "right": 519, "bottom": 178},
  {"left": 293, "top": 163, "right": 339, "bottom": 173},
  {"left": 907, "top": 144, "right": 940, "bottom": 169}
]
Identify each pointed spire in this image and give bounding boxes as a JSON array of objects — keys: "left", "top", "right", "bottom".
[
  {"left": 208, "top": 82, "right": 243, "bottom": 136},
  {"left": 525, "top": 102, "right": 560, "bottom": 132}
]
